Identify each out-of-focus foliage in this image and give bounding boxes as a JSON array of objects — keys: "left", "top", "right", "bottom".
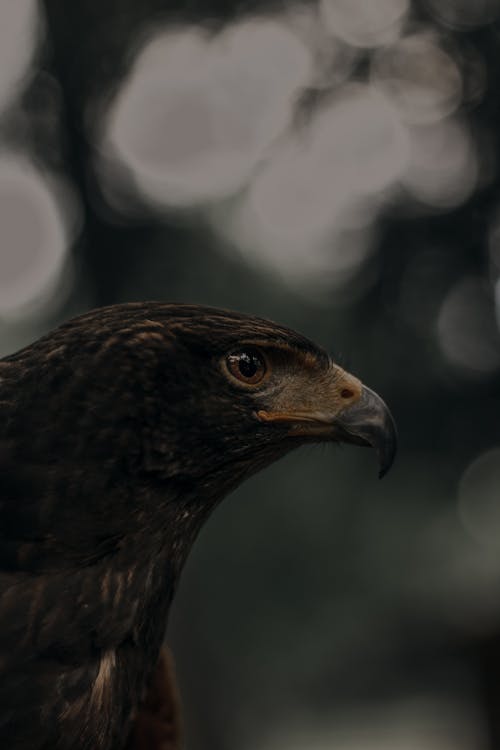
[{"left": 1, "top": 1, "right": 500, "bottom": 749}]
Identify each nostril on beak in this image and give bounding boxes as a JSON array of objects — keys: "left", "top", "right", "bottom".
[{"left": 341, "top": 388, "right": 354, "bottom": 399}]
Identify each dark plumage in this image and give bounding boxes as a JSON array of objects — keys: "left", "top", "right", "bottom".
[{"left": 0, "top": 303, "right": 396, "bottom": 749}]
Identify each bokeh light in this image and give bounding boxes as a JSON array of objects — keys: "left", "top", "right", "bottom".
[
  {"left": 371, "top": 33, "right": 462, "bottom": 124},
  {"left": 437, "top": 276, "right": 500, "bottom": 375},
  {"left": 97, "top": 8, "right": 485, "bottom": 294},
  {"left": 285, "top": 5, "right": 360, "bottom": 91},
  {"left": 459, "top": 448, "right": 500, "bottom": 549},
  {"left": 319, "top": 0, "right": 410, "bottom": 48},
  {"left": 0, "top": 155, "right": 78, "bottom": 317},
  {"left": 253, "top": 697, "right": 485, "bottom": 750},
  {"left": 424, "top": 0, "right": 500, "bottom": 30},
  {"left": 102, "top": 19, "right": 313, "bottom": 207},
  {"left": 402, "top": 119, "right": 477, "bottom": 208},
  {"left": 212, "top": 84, "right": 407, "bottom": 285},
  {"left": 0, "top": 1, "right": 39, "bottom": 116}
]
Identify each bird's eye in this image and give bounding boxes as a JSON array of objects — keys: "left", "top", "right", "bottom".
[{"left": 225, "top": 349, "right": 267, "bottom": 385}]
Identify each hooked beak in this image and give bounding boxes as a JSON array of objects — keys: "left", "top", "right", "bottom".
[
  {"left": 333, "top": 386, "right": 397, "bottom": 478},
  {"left": 256, "top": 384, "right": 397, "bottom": 478}
]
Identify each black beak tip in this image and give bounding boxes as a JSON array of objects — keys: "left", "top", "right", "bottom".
[
  {"left": 376, "top": 415, "right": 397, "bottom": 479},
  {"left": 378, "top": 459, "right": 393, "bottom": 480}
]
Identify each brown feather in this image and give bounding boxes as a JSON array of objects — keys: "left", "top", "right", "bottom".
[{"left": 125, "top": 648, "right": 183, "bottom": 750}]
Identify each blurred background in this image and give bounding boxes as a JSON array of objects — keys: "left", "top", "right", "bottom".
[{"left": 1, "top": 0, "right": 500, "bottom": 748}]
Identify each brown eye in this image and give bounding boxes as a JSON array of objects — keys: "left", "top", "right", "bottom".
[{"left": 226, "top": 349, "right": 267, "bottom": 385}]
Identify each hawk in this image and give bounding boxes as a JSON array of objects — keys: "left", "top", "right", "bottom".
[{"left": 0, "top": 303, "right": 396, "bottom": 749}]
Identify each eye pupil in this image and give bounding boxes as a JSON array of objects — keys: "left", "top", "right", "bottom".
[{"left": 239, "top": 353, "right": 258, "bottom": 378}]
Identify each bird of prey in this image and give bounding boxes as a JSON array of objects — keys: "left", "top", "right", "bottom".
[{"left": 0, "top": 303, "right": 396, "bottom": 750}]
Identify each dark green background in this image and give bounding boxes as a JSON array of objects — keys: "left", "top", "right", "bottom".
[{"left": 1, "top": 2, "right": 500, "bottom": 748}]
